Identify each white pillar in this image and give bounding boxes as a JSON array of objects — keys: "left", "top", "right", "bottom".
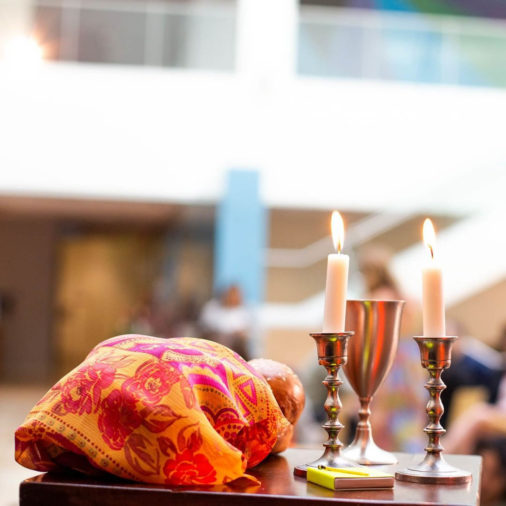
[{"left": 236, "top": 0, "right": 298, "bottom": 83}]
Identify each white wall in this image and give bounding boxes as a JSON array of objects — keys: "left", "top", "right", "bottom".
[
  {"left": 1, "top": 55, "right": 505, "bottom": 331},
  {"left": 0, "top": 62, "right": 505, "bottom": 217}
]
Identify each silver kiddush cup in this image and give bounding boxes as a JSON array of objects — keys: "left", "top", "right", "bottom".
[{"left": 342, "top": 299, "right": 405, "bottom": 465}]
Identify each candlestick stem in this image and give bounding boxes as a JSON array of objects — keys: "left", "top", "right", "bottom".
[
  {"left": 322, "top": 362, "right": 343, "bottom": 453},
  {"left": 425, "top": 367, "right": 445, "bottom": 459}
]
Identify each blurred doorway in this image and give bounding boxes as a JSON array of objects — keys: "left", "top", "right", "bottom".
[
  {"left": 0, "top": 195, "right": 179, "bottom": 383},
  {"left": 54, "top": 231, "right": 163, "bottom": 375}
]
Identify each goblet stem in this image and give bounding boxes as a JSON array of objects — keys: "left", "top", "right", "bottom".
[
  {"left": 343, "top": 394, "right": 397, "bottom": 464},
  {"left": 356, "top": 397, "right": 372, "bottom": 439}
]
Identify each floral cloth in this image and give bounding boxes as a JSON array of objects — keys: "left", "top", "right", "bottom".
[{"left": 15, "top": 335, "right": 289, "bottom": 485}]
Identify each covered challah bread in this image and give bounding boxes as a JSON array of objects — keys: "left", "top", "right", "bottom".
[
  {"left": 248, "top": 358, "right": 305, "bottom": 453},
  {"left": 15, "top": 336, "right": 294, "bottom": 485}
]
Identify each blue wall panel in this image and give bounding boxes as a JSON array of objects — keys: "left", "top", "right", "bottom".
[{"left": 214, "top": 170, "right": 267, "bottom": 305}]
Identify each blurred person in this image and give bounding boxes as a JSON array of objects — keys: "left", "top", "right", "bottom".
[
  {"left": 300, "top": 361, "right": 356, "bottom": 445},
  {"left": 475, "top": 438, "right": 506, "bottom": 505},
  {"left": 443, "top": 325, "right": 506, "bottom": 505},
  {"left": 170, "top": 296, "right": 202, "bottom": 337},
  {"left": 359, "top": 245, "right": 419, "bottom": 337},
  {"left": 441, "top": 320, "right": 504, "bottom": 428},
  {"left": 359, "top": 246, "right": 400, "bottom": 300},
  {"left": 121, "top": 294, "right": 155, "bottom": 336},
  {"left": 444, "top": 374, "right": 506, "bottom": 505},
  {"left": 358, "top": 245, "right": 425, "bottom": 453},
  {"left": 498, "top": 323, "right": 506, "bottom": 364},
  {"left": 119, "top": 294, "right": 173, "bottom": 338},
  {"left": 200, "top": 284, "right": 251, "bottom": 360},
  {"left": 444, "top": 373, "right": 506, "bottom": 454}
]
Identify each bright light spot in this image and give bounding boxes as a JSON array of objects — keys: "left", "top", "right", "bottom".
[{"left": 3, "top": 36, "right": 43, "bottom": 67}]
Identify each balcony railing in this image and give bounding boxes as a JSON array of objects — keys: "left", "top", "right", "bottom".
[
  {"left": 298, "top": 6, "right": 506, "bottom": 88},
  {"left": 24, "top": 0, "right": 506, "bottom": 88},
  {"left": 32, "top": 0, "right": 237, "bottom": 70}
]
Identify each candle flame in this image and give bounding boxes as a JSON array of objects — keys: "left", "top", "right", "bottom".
[
  {"left": 331, "top": 211, "right": 345, "bottom": 253},
  {"left": 423, "top": 218, "right": 436, "bottom": 260}
]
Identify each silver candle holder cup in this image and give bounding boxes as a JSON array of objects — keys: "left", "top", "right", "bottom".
[
  {"left": 294, "top": 331, "right": 355, "bottom": 477},
  {"left": 395, "top": 336, "right": 472, "bottom": 485}
]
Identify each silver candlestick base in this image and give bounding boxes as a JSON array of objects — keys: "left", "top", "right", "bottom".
[
  {"left": 294, "top": 332, "right": 356, "bottom": 478},
  {"left": 395, "top": 336, "right": 472, "bottom": 485}
]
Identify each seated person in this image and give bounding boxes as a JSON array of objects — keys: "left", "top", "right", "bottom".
[{"left": 444, "top": 373, "right": 506, "bottom": 505}]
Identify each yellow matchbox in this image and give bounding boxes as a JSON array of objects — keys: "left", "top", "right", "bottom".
[{"left": 307, "top": 466, "right": 395, "bottom": 491}]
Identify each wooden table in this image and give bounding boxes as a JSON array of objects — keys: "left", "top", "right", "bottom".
[{"left": 20, "top": 449, "right": 481, "bottom": 506}]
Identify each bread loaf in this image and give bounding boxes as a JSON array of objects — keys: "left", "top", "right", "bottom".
[{"left": 249, "top": 358, "right": 305, "bottom": 453}]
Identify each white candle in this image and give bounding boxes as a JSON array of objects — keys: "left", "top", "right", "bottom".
[
  {"left": 323, "top": 211, "right": 349, "bottom": 333},
  {"left": 422, "top": 218, "right": 446, "bottom": 336}
]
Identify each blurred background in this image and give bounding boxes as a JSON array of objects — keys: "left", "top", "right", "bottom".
[{"left": 0, "top": 0, "right": 506, "bottom": 504}]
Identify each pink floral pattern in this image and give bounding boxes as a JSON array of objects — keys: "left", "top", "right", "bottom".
[
  {"left": 122, "top": 361, "right": 178, "bottom": 406},
  {"left": 98, "top": 389, "right": 142, "bottom": 450},
  {"left": 61, "top": 363, "right": 115, "bottom": 415},
  {"left": 160, "top": 424, "right": 217, "bottom": 485},
  {"left": 163, "top": 450, "right": 216, "bottom": 484}
]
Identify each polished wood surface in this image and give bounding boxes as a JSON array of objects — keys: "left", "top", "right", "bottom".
[{"left": 20, "top": 449, "right": 481, "bottom": 506}]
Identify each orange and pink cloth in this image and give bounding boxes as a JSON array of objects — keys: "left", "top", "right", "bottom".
[{"left": 15, "top": 335, "right": 289, "bottom": 485}]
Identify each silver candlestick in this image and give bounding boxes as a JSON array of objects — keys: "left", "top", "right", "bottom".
[
  {"left": 294, "top": 331, "right": 355, "bottom": 477},
  {"left": 395, "top": 336, "right": 472, "bottom": 485}
]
